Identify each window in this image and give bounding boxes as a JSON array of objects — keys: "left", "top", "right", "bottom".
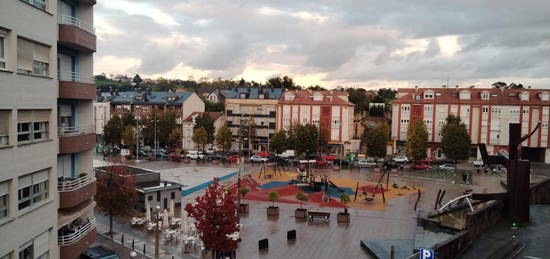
[
  {"left": 157, "top": 192, "right": 160, "bottom": 202},
  {"left": 17, "top": 110, "right": 50, "bottom": 144},
  {"left": 481, "top": 92, "right": 490, "bottom": 100},
  {"left": 423, "top": 91, "right": 434, "bottom": 99},
  {"left": 171, "top": 192, "right": 175, "bottom": 199},
  {"left": 20, "top": 0, "right": 47, "bottom": 10},
  {"left": 148, "top": 195, "right": 153, "bottom": 201},
  {"left": 482, "top": 107, "right": 489, "bottom": 113},
  {"left": 18, "top": 170, "right": 49, "bottom": 210},
  {"left": 0, "top": 30, "right": 6, "bottom": 69},
  {"left": 0, "top": 181, "right": 9, "bottom": 219},
  {"left": 17, "top": 38, "right": 50, "bottom": 76},
  {"left": 19, "top": 242, "right": 33, "bottom": 259}
]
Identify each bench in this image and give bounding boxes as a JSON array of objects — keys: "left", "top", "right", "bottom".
[{"left": 308, "top": 211, "right": 330, "bottom": 222}]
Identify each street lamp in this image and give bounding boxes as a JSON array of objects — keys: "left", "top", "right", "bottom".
[{"left": 154, "top": 205, "right": 161, "bottom": 259}]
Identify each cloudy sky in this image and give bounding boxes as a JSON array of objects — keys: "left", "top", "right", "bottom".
[{"left": 94, "top": 0, "right": 550, "bottom": 89}]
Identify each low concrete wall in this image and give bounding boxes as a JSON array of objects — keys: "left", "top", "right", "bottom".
[
  {"left": 530, "top": 179, "right": 550, "bottom": 204},
  {"left": 465, "top": 200, "right": 505, "bottom": 240},
  {"left": 431, "top": 230, "right": 470, "bottom": 259}
]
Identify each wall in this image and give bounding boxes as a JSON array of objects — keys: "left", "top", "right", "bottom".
[
  {"left": 530, "top": 178, "right": 550, "bottom": 204},
  {"left": 464, "top": 200, "right": 505, "bottom": 240},
  {"left": 181, "top": 93, "right": 204, "bottom": 121}
]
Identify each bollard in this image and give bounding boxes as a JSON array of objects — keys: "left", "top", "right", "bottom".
[
  {"left": 143, "top": 244, "right": 146, "bottom": 254},
  {"left": 121, "top": 235, "right": 124, "bottom": 246},
  {"left": 132, "top": 239, "right": 135, "bottom": 249}
]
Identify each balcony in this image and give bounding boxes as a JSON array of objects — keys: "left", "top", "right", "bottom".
[
  {"left": 59, "top": 172, "right": 97, "bottom": 209},
  {"left": 74, "top": 0, "right": 96, "bottom": 5},
  {"left": 59, "top": 126, "right": 96, "bottom": 154},
  {"left": 59, "top": 218, "right": 96, "bottom": 259},
  {"left": 58, "top": 71, "right": 96, "bottom": 100},
  {"left": 58, "top": 15, "right": 96, "bottom": 53}
]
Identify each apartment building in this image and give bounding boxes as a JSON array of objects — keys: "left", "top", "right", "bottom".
[
  {"left": 181, "top": 112, "right": 224, "bottom": 151},
  {"left": 223, "top": 88, "right": 283, "bottom": 152},
  {"left": 0, "top": 0, "right": 97, "bottom": 259},
  {"left": 108, "top": 90, "right": 204, "bottom": 125},
  {"left": 93, "top": 101, "right": 109, "bottom": 136},
  {"left": 276, "top": 90, "right": 355, "bottom": 152},
  {"left": 391, "top": 87, "right": 550, "bottom": 163}
]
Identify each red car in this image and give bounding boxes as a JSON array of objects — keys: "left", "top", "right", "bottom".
[
  {"left": 412, "top": 163, "right": 432, "bottom": 170},
  {"left": 316, "top": 159, "right": 330, "bottom": 166},
  {"left": 255, "top": 152, "right": 270, "bottom": 157},
  {"left": 229, "top": 155, "right": 240, "bottom": 163},
  {"left": 417, "top": 159, "right": 433, "bottom": 165},
  {"left": 322, "top": 154, "right": 338, "bottom": 161}
]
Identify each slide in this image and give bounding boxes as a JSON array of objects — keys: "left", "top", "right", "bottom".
[{"left": 328, "top": 180, "right": 345, "bottom": 193}]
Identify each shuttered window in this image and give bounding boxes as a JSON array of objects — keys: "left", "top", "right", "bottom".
[{"left": 17, "top": 38, "right": 50, "bottom": 76}]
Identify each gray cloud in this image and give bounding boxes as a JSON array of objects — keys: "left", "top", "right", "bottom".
[{"left": 95, "top": 0, "right": 550, "bottom": 87}]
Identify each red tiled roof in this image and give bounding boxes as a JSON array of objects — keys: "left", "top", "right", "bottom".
[
  {"left": 278, "top": 90, "right": 354, "bottom": 106},
  {"left": 392, "top": 87, "right": 550, "bottom": 106},
  {"left": 182, "top": 112, "right": 223, "bottom": 123}
]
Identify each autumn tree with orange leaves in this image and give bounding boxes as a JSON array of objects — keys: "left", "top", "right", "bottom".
[
  {"left": 95, "top": 164, "right": 137, "bottom": 235},
  {"left": 185, "top": 179, "right": 239, "bottom": 259}
]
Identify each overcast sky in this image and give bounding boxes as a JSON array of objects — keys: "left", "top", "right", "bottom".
[{"left": 94, "top": 0, "right": 550, "bottom": 89}]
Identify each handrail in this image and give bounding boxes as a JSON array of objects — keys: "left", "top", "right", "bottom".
[
  {"left": 438, "top": 193, "right": 474, "bottom": 212},
  {"left": 58, "top": 218, "right": 96, "bottom": 246},
  {"left": 58, "top": 171, "right": 96, "bottom": 192},
  {"left": 58, "top": 71, "right": 95, "bottom": 84},
  {"left": 58, "top": 125, "right": 95, "bottom": 136},
  {"left": 58, "top": 15, "right": 95, "bottom": 34}
]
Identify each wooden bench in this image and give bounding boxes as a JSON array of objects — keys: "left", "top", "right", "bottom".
[{"left": 308, "top": 211, "right": 330, "bottom": 222}]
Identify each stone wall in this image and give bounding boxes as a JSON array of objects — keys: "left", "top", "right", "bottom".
[
  {"left": 464, "top": 200, "right": 505, "bottom": 240},
  {"left": 431, "top": 231, "right": 470, "bottom": 259},
  {"left": 530, "top": 178, "right": 550, "bottom": 204}
]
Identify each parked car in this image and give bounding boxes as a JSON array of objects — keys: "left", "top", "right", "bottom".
[
  {"left": 81, "top": 246, "right": 120, "bottom": 259},
  {"left": 186, "top": 151, "right": 205, "bottom": 159},
  {"left": 155, "top": 151, "right": 168, "bottom": 159},
  {"left": 392, "top": 155, "right": 409, "bottom": 163},
  {"left": 473, "top": 159, "right": 484, "bottom": 167},
  {"left": 333, "top": 159, "right": 351, "bottom": 167},
  {"left": 323, "top": 154, "right": 338, "bottom": 161},
  {"left": 434, "top": 159, "right": 456, "bottom": 165},
  {"left": 229, "top": 154, "right": 240, "bottom": 163},
  {"left": 417, "top": 159, "right": 433, "bottom": 165},
  {"left": 137, "top": 149, "right": 148, "bottom": 157},
  {"left": 358, "top": 158, "right": 376, "bottom": 168},
  {"left": 278, "top": 150, "right": 295, "bottom": 158},
  {"left": 439, "top": 164, "right": 456, "bottom": 170},
  {"left": 250, "top": 155, "right": 269, "bottom": 163},
  {"left": 316, "top": 159, "right": 330, "bottom": 166},
  {"left": 411, "top": 163, "right": 432, "bottom": 170},
  {"left": 255, "top": 152, "right": 270, "bottom": 157},
  {"left": 383, "top": 160, "right": 402, "bottom": 169},
  {"left": 204, "top": 148, "right": 216, "bottom": 154}
]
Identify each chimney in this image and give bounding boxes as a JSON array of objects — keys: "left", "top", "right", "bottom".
[
  {"left": 456, "top": 85, "right": 459, "bottom": 90},
  {"left": 414, "top": 85, "right": 418, "bottom": 92}
]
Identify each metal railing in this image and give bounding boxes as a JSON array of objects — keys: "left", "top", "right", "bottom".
[
  {"left": 58, "top": 218, "right": 96, "bottom": 246},
  {"left": 58, "top": 125, "right": 95, "bottom": 136},
  {"left": 58, "top": 15, "right": 95, "bottom": 34},
  {"left": 58, "top": 71, "right": 95, "bottom": 84},
  {"left": 58, "top": 171, "right": 96, "bottom": 192}
]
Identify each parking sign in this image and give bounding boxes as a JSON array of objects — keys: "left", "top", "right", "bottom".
[{"left": 420, "top": 248, "right": 434, "bottom": 259}]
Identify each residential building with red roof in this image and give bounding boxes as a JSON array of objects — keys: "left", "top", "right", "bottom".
[
  {"left": 391, "top": 86, "right": 550, "bottom": 163},
  {"left": 276, "top": 90, "right": 355, "bottom": 151},
  {"left": 182, "top": 112, "right": 225, "bottom": 150}
]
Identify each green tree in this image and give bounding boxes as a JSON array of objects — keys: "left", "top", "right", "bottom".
[
  {"left": 192, "top": 128, "right": 208, "bottom": 152},
  {"left": 294, "top": 124, "right": 319, "bottom": 155},
  {"left": 158, "top": 111, "right": 177, "bottom": 147},
  {"left": 132, "top": 74, "right": 143, "bottom": 85},
  {"left": 215, "top": 125, "right": 233, "bottom": 152},
  {"left": 103, "top": 116, "right": 123, "bottom": 145},
  {"left": 168, "top": 128, "right": 182, "bottom": 149},
  {"left": 122, "top": 112, "right": 135, "bottom": 127},
  {"left": 268, "top": 191, "right": 279, "bottom": 207},
  {"left": 121, "top": 125, "right": 136, "bottom": 148},
  {"left": 205, "top": 101, "right": 224, "bottom": 112},
  {"left": 405, "top": 119, "right": 429, "bottom": 161},
  {"left": 366, "top": 122, "right": 389, "bottom": 158},
  {"left": 194, "top": 113, "right": 215, "bottom": 145},
  {"left": 441, "top": 115, "right": 471, "bottom": 161},
  {"left": 295, "top": 192, "right": 308, "bottom": 208},
  {"left": 269, "top": 131, "right": 287, "bottom": 154}
]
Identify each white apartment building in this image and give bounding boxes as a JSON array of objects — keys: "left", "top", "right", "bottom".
[
  {"left": 0, "top": 0, "right": 97, "bottom": 259},
  {"left": 391, "top": 87, "right": 550, "bottom": 163},
  {"left": 181, "top": 112, "right": 224, "bottom": 151},
  {"left": 276, "top": 90, "right": 355, "bottom": 152},
  {"left": 93, "top": 101, "right": 110, "bottom": 135}
]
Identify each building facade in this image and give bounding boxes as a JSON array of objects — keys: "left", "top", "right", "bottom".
[
  {"left": 0, "top": 0, "right": 97, "bottom": 259},
  {"left": 391, "top": 87, "right": 550, "bottom": 163},
  {"left": 181, "top": 112, "right": 224, "bottom": 151},
  {"left": 276, "top": 90, "right": 355, "bottom": 151},
  {"left": 109, "top": 91, "right": 204, "bottom": 125},
  {"left": 223, "top": 88, "right": 283, "bottom": 152},
  {"left": 93, "top": 101, "right": 110, "bottom": 135}
]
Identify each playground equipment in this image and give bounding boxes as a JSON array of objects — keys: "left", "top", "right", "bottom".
[{"left": 258, "top": 162, "right": 284, "bottom": 179}]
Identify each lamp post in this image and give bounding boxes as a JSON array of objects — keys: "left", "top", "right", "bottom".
[{"left": 154, "top": 205, "right": 160, "bottom": 259}]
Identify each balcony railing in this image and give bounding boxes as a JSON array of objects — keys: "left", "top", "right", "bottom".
[
  {"left": 58, "top": 218, "right": 96, "bottom": 246},
  {"left": 58, "top": 71, "right": 95, "bottom": 84},
  {"left": 58, "top": 15, "right": 95, "bottom": 34},
  {"left": 58, "top": 125, "right": 95, "bottom": 137},
  {"left": 58, "top": 171, "right": 96, "bottom": 192}
]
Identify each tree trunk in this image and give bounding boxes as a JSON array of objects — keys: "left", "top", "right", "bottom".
[{"left": 109, "top": 213, "right": 113, "bottom": 236}]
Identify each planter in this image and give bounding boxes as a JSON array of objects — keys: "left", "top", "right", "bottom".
[
  {"left": 373, "top": 168, "right": 381, "bottom": 172},
  {"left": 239, "top": 203, "right": 249, "bottom": 214},
  {"left": 295, "top": 208, "right": 307, "bottom": 219},
  {"left": 267, "top": 206, "right": 279, "bottom": 216},
  {"left": 337, "top": 212, "right": 350, "bottom": 223},
  {"left": 183, "top": 158, "right": 191, "bottom": 163}
]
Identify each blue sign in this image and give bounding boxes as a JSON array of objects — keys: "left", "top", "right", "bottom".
[{"left": 420, "top": 248, "right": 434, "bottom": 259}]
